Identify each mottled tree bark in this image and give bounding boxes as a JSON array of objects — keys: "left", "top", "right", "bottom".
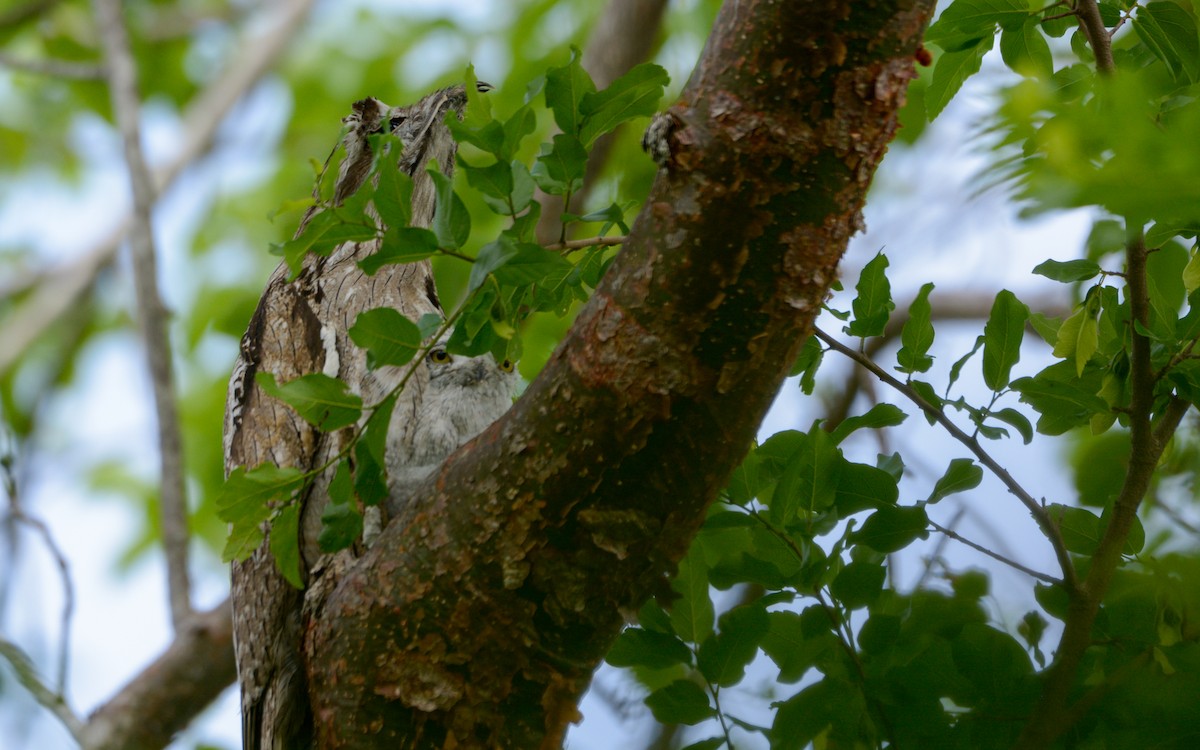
[{"left": 306, "top": 1, "right": 936, "bottom": 747}]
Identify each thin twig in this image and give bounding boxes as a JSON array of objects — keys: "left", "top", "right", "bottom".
[
  {"left": 543, "top": 235, "right": 626, "bottom": 253},
  {"left": 813, "top": 326, "right": 1079, "bottom": 590},
  {"left": 1017, "top": 229, "right": 1190, "bottom": 747},
  {"left": 2, "top": 434, "right": 75, "bottom": 694},
  {"left": 0, "top": 0, "right": 317, "bottom": 377},
  {"left": 0, "top": 639, "right": 85, "bottom": 742},
  {"left": 93, "top": 0, "right": 192, "bottom": 630},
  {"left": 0, "top": 52, "right": 105, "bottom": 79},
  {"left": 928, "top": 519, "right": 1061, "bottom": 584}
]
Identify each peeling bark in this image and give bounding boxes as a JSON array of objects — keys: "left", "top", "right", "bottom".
[{"left": 306, "top": 1, "right": 936, "bottom": 747}]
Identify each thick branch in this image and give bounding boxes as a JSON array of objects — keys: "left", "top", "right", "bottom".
[
  {"left": 93, "top": 0, "right": 192, "bottom": 631},
  {"left": 77, "top": 600, "right": 236, "bottom": 750},
  {"left": 1017, "top": 231, "right": 1190, "bottom": 746},
  {"left": 1075, "top": 0, "right": 1115, "bottom": 74},
  {"left": 307, "top": 2, "right": 937, "bottom": 746}
]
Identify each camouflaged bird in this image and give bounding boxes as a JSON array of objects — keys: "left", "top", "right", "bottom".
[{"left": 223, "top": 81, "right": 514, "bottom": 750}]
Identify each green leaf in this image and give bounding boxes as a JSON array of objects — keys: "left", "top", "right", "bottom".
[
  {"left": 1029, "top": 312, "right": 1062, "bottom": 347},
  {"left": 1032, "top": 258, "right": 1102, "bottom": 283},
  {"left": 830, "top": 561, "right": 885, "bottom": 610},
  {"left": 428, "top": 167, "right": 470, "bottom": 250},
  {"left": 927, "top": 0, "right": 1030, "bottom": 41},
  {"left": 1183, "top": 250, "right": 1200, "bottom": 294},
  {"left": 493, "top": 243, "right": 573, "bottom": 287},
  {"left": 374, "top": 160, "right": 413, "bottom": 230},
  {"left": 771, "top": 429, "right": 841, "bottom": 526},
  {"left": 645, "top": 680, "right": 713, "bottom": 726},
  {"left": 348, "top": 308, "right": 422, "bottom": 368},
  {"left": 359, "top": 227, "right": 440, "bottom": 275},
  {"left": 500, "top": 104, "right": 536, "bottom": 161},
  {"left": 791, "top": 335, "right": 824, "bottom": 395},
  {"left": 697, "top": 604, "right": 769, "bottom": 686},
  {"left": 896, "top": 282, "right": 936, "bottom": 373},
  {"left": 1011, "top": 366, "right": 1109, "bottom": 435},
  {"left": 1046, "top": 503, "right": 1102, "bottom": 555},
  {"left": 1133, "top": 1, "right": 1200, "bottom": 83},
  {"left": 846, "top": 253, "right": 895, "bottom": 337},
  {"left": 446, "top": 117, "right": 505, "bottom": 155},
  {"left": 671, "top": 546, "right": 714, "bottom": 644},
  {"left": 1051, "top": 306, "right": 1099, "bottom": 376},
  {"left": 544, "top": 47, "right": 596, "bottom": 135},
  {"left": 926, "top": 36, "right": 993, "bottom": 120},
  {"left": 531, "top": 133, "right": 587, "bottom": 195},
  {"left": 256, "top": 372, "right": 363, "bottom": 431},
  {"left": 319, "top": 501, "right": 363, "bottom": 555},
  {"left": 607, "top": 628, "right": 693, "bottom": 669},
  {"left": 578, "top": 62, "right": 670, "bottom": 146},
  {"left": 217, "top": 464, "right": 306, "bottom": 562},
  {"left": 276, "top": 213, "right": 378, "bottom": 276},
  {"left": 460, "top": 157, "right": 513, "bottom": 201},
  {"left": 951, "top": 622, "right": 1033, "bottom": 702},
  {"left": 269, "top": 503, "right": 303, "bottom": 588},
  {"left": 991, "top": 407, "right": 1034, "bottom": 444},
  {"left": 830, "top": 403, "right": 907, "bottom": 444},
  {"left": 761, "top": 609, "right": 838, "bottom": 684},
  {"left": 1000, "top": 17, "right": 1053, "bottom": 79},
  {"left": 461, "top": 63, "right": 492, "bottom": 128},
  {"left": 928, "top": 458, "right": 983, "bottom": 503},
  {"left": 853, "top": 505, "right": 929, "bottom": 553},
  {"left": 983, "top": 290, "right": 1029, "bottom": 391},
  {"left": 948, "top": 335, "right": 985, "bottom": 393},
  {"left": 772, "top": 679, "right": 863, "bottom": 750},
  {"left": 469, "top": 237, "right": 519, "bottom": 292}
]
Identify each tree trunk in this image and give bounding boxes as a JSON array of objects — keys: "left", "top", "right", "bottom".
[{"left": 306, "top": 1, "right": 936, "bottom": 746}]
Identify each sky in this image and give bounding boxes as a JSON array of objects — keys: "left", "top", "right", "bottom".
[{"left": 0, "top": 3, "right": 1121, "bottom": 749}]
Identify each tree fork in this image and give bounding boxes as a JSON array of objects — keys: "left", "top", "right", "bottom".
[{"left": 306, "top": 1, "right": 936, "bottom": 746}]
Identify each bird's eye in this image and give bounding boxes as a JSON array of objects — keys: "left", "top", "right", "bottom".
[
  {"left": 499, "top": 359, "right": 514, "bottom": 373},
  {"left": 389, "top": 115, "right": 405, "bottom": 130},
  {"left": 428, "top": 349, "right": 451, "bottom": 364}
]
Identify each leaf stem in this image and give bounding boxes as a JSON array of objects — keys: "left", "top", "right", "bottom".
[
  {"left": 813, "top": 326, "right": 1079, "bottom": 591},
  {"left": 928, "top": 519, "right": 1061, "bottom": 584},
  {"left": 544, "top": 235, "right": 626, "bottom": 253}
]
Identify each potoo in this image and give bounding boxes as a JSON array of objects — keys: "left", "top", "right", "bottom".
[{"left": 223, "top": 81, "right": 514, "bottom": 750}]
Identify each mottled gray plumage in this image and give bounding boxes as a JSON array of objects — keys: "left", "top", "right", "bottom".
[{"left": 224, "top": 82, "right": 512, "bottom": 750}]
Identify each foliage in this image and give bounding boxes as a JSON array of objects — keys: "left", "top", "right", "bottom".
[
  {"left": 3, "top": 0, "right": 1200, "bottom": 748},
  {"left": 601, "top": 1, "right": 1200, "bottom": 747},
  {"left": 216, "top": 56, "right": 668, "bottom": 574}
]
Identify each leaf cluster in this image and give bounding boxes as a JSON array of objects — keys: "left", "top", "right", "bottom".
[{"left": 216, "top": 58, "right": 669, "bottom": 582}]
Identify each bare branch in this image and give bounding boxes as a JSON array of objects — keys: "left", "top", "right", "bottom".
[
  {"left": 0, "top": 0, "right": 317, "bottom": 377},
  {"left": 0, "top": 639, "right": 85, "bottom": 742},
  {"left": 544, "top": 235, "right": 626, "bottom": 253},
  {"left": 0, "top": 52, "right": 105, "bottom": 79},
  {"left": 1075, "top": 0, "right": 1116, "bottom": 74},
  {"left": 93, "top": 0, "right": 193, "bottom": 631},
  {"left": 813, "top": 327, "right": 1080, "bottom": 590},
  {"left": 1017, "top": 230, "right": 1191, "bottom": 747},
  {"left": 78, "top": 600, "right": 237, "bottom": 750},
  {"left": 928, "top": 518, "right": 1061, "bottom": 584},
  {"left": 2, "top": 432, "right": 76, "bottom": 694}
]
